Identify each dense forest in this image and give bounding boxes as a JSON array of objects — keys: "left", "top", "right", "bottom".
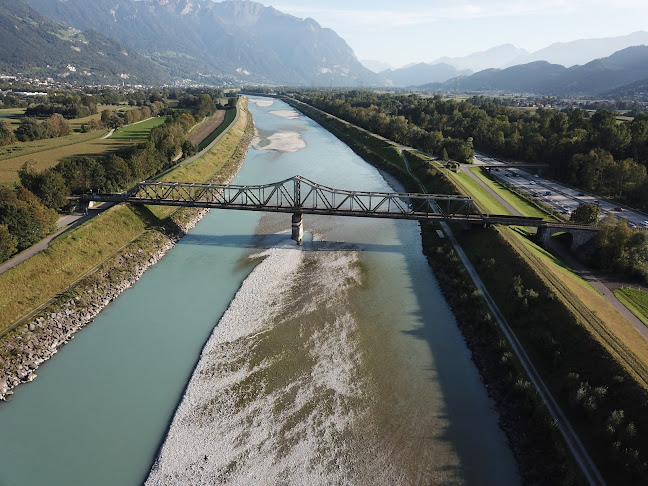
[{"left": 293, "top": 91, "right": 648, "bottom": 209}]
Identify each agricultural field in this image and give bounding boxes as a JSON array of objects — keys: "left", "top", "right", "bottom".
[
  {"left": 0, "top": 109, "right": 168, "bottom": 185},
  {"left": 186, "top": 110, "right": 225, "bottom": 146},
  {"left": 110, "top": 116, "right": 167, "bottom": 141},
  {"left": 0, "top": 108, "right": 25, "bottom": 131},
  {"left": 0, "top": 134, "right": 131, "bottom": 184}
]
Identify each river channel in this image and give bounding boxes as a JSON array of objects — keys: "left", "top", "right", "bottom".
[{"left": 0, "top": 98, "right": 519, "bottom": 485}]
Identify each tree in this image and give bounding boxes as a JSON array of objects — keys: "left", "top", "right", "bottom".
[
  {"left": 104, "top": 155, "right": 131, "bottom": 190},
  {"left": 0, "top": 119, "right": 16, "bottom": 146},
  {"left": 35, "top": 169, "right": 69, "bottom": 210},
  {"left": 227, "top": 97, "right": 237, "bottom": 108},
  {"left": 0, "top": 224, "right": 17, "bottom": 262},
  {"left": 15, "top": 117, "right": 47, "bottom": 142},
  {"left": 570, "top": 203, "right": 600, "bottom": 224},
  {"left": 181, "top": 140, "right": 197, "bottom": 157},
  {"left": 197, "top": 94, "right": 216, "bottom": 117},
  {"left": 0, "top": 201, "right": 43, "bottom": 250},
  {"left": 45, "top": 114, "right": 71, "bottom": 138},
  {"left": 18, "top": 161, "right": 66, "bottom": 208}
]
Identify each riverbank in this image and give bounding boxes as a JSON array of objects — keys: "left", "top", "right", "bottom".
[{"left": 0, "top": 100, "right": 254, "bottom": 402}]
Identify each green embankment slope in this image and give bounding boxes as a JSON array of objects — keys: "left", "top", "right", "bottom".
[{"left": 0, "top": 100, "right": 251, "bottom": 337}]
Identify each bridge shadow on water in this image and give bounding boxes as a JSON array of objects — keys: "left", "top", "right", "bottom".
[
  {"left": 392, "top": 219, "right": 517, "bottom": 484},
  {"left": 179, "top": 231, "right": 407, "bottom": 254}
]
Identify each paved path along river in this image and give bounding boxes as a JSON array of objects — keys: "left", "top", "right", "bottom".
[{"left": 0, "top": 98, "right": 519, "bottom": 485}]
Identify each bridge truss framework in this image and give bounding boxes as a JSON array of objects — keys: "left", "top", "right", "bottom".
[{"left": 81, "top": 175, "right": 554, "bottom": 242}]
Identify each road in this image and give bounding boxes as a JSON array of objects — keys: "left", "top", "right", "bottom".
[{"left": 473, "top": 152, "right": 648, "bottom": 227}]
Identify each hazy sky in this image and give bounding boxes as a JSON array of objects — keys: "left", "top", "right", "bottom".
[{"left": 272, "top": 0, "right": 648, "bottom": 68}]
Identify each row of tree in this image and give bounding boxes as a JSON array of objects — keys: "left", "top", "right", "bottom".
[
  {"left": 13, "top": 114, "right": 71, "bottom": 142},
  {"left": 293, "top": 90, "right": 648, "bottom": 209},
  {"left": 293, "top": 92, "right": 476, "bottom": 163},
  {"left": 19, "top": 110, "right": 199, "bottom": 214},
  {"left": 24, "top": 93, "right": 98, "bottom": 119}
]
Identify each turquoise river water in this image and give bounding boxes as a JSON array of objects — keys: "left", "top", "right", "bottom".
[{"left": 0, "top": 98, "right": 519, "bottom": 485}]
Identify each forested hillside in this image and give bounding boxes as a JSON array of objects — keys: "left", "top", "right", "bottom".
[{"left": 0, "top": 0, "right": 169, "bottom": 84}]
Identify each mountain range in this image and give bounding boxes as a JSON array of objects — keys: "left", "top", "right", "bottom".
[
  {"left": 1, "top": 0, "right": 647, "bottom": 94},
  {"left": 364, "top": 31, "right": 648, "bottom": 89},
  {"left": 424, "top": 32, "right": 648, "bottom": 73},
  {"left": 419, "top": 46, "right": 648, "bottom": 95},
  {"left": 379, "top": 62, "right": 471, "bottom": 87},
  {"left": 0, "top": 0, "right": 170, "bottom": 84},
  {"left": 22, "top": 0, "right": 377, "bottom": 86}
]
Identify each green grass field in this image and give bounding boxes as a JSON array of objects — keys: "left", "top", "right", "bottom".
[
  {"left": 615, "top": 288, "right": 648, "bottom": 327},
  {"left": 110, "top": 116, "right": 167, "bottom": 141},
  {"left": 470, "top": 167, "right": 560, "bottom": 220},
  {"left": 446, "top": 170, "right": 510, "bottom": 214}
]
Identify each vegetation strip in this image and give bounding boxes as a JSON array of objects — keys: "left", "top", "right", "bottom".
[{"left": 402, "top": 150, "right": 603, "bottom": 484}]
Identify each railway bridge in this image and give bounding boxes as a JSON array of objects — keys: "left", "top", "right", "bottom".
[{"left": 80, "top": 175, "right": 598, "bottom": 245}]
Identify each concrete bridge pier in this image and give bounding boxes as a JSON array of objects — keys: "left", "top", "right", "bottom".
[{"left": 291, "top": 213, "right": 303, "bottom": 244}]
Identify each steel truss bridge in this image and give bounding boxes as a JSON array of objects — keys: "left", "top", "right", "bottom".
[{"left": 81, "top": 175, "right": 550, "bottom": 242}]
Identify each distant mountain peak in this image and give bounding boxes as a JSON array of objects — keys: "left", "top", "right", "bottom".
[{"left": 430, "top": 44, "right": 528, "bottom": 72}]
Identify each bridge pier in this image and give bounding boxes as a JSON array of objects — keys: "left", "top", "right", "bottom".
[{"left": 291, "top": 213, "right": 303, "bottom": 244}]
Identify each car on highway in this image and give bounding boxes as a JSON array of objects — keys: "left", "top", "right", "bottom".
[
  {"left": 532, "top": 192, "right": 540, "bottom": 197},
  {"left": 529, "top": 181, "right": 536, "bottom": 185},
  {"left": 614, "top": 207, "right": 623, "bottom": 211},
  {"left": 628, "top": 222, "right": 637, "bottom": 229},
  {"left": 544, "top": 191, "right": 552, "bottom": 196},
  {"left": 641, "top": 221, "right": 648, "bottom": 227}
]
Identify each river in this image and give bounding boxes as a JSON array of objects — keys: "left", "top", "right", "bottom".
[{"left": 0, "top": 98, "right": 519, "bottom": 485}]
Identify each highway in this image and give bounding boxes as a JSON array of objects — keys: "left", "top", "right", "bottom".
[{"left": 473, "top": 152, "right": 648, "bottom": 228}]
